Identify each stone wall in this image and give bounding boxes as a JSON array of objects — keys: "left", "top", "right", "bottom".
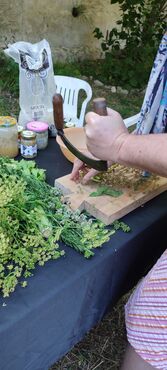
[{"left": 0, "top": 0, "right": 120, "bottom": 61}]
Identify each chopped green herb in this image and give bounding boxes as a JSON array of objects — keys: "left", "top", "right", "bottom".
[
  {"left": 112, "top": 220, "right": 131, "bottom": 232},
  {"left": 89, "top": 185, "right": 123, "bottom": 197}
]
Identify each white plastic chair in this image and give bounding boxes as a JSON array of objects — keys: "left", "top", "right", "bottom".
[
  {"left": 123, "top": 112, "right": 140, "bottom": 129},
  {"left": 54, "top": 75, "right": 92, "bottom": 127}
]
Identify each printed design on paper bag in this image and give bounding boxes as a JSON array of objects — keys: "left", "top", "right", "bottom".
[
  {"left": 31, "top": 104, "right": 45, "bottom": 120},
  {"left": 19, "top": 49, "right": 49, "bottom": 96},
  {"left": 20, "top": 48, "right": 49, "bottom": 74},
  {"left": 4, "top": 40, "right": 56, "bottom": 130}
]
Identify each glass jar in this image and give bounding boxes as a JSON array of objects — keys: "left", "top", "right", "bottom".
[
  {"left": 20, "top": 130, "right": 37, "bottom": 159},
  {"left": 26, "top": 121, "right": 49, "bottom": 150},
  {"left": 0, "top": 116, "right": 18, "bottom": 158},
  {"left": 18, "top": 125, "right": 24, "bottom": 148}
]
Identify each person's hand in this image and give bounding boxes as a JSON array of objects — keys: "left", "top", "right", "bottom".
[
  {"left": 70, "top": 107, "right": 128, "bottom": 184},
  {"left": 70, "top": 150, "right": 113, "bottom": 184},
  {"left": 85, "top": 108, "right": 129, "bottom": 162},
  {"left": 70, "top": 151, "right": 100, "bottom": 184}
]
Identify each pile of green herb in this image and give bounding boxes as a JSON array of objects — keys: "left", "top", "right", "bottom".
[
  {"left": 93, "top": 164, "right": 157, "bottom": 191},
  {"left": 0, "top": 157, "right": 115, "bottom": 297},
  {"left": 89, "top": 185, "right": 123, "bottom": 197}
]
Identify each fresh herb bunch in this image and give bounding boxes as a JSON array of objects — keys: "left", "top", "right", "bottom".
[
  {"left": 112, "top": 220, "right": 131, "bottom": 233},
  {"left": 0, "top": 157, "right": 113, "bottom": 297}
]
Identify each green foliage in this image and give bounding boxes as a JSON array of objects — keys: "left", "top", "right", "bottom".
[
  {"left": 0, "top": 157, "right": 114, "bottom": 297},
  {"left": 0, "top": 52, "right": 19, "bottom": 94},
  {"left": 112, "top": 220, "right": 131, "bottom": 232},
  {"left": 53, "top": 61, "right": 81, "bottom": 78},
  {"left": 93, "top": 0, "right": 167, "bottom": 88}
]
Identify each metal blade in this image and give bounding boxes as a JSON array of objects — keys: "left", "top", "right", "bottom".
[{"left": 57, "top": 130, "right": 108, "bottom": 171}]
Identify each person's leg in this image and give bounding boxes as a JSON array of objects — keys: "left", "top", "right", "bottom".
[{"left": 120, "top": 344, "right": 156, "bottom": 370}]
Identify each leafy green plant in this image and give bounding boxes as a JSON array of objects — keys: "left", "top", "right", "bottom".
[
  {"left": 93, "top": 0, "right": 167, "bottom": 88},
  {"left": 53, "top": 61, "right": 81, "bottom": 77},
  {"left": 0, "top": 158, "right": 115, "bottom": 297},
  {"left": 112, "top": 220, "right": 131, "bottom": 232},
  {"left": 0, "top": 52, "right": 19, "bottom": 94}
]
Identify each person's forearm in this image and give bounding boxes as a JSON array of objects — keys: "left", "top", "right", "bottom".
[{"left": 117, "top": 133, "right": 167, "bottom": 177}]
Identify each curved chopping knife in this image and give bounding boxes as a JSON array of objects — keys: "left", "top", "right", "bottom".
[{"left": 53, "top": 94, "right": 108, "bottom": 171}]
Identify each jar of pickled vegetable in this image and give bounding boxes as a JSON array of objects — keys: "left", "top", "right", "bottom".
[
  {"left": 0, "top": 116, "right": 18, "bottom": 158},
  {"left": 20, "top": 130, "right": 37, "bottom": 159}
]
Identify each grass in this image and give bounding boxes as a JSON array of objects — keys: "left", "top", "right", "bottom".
[
  {"left": 0, "top": 93, "right": 19, "bottom": 117},
  {"left": 0, "top": 57, "right": 144, "bottom": 370},
  {"left": 86, "top": 85, "right": 143, "bottom": 119},
  {"left": 49, "top": 293, "right": 131, "bottom": 370},
  {"left": 0, "top": 85, "right": 143, "bottom": 124}
]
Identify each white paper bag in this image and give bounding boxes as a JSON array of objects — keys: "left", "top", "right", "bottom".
[{"left": 4, "top": 39, "right": 57, "bottom": 135}]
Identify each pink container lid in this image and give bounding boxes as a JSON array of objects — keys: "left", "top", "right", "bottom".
[{"left": 27, "top": 121, "right": 49, "bottom": 132}]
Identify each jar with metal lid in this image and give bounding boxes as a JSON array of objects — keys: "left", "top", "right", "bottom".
[
  {"left": 26, "top": 121, "right": 48, "bottom": 150},
  {"left": 0, "top": 116, "right": 18, "bottom": 158},
  {"left": 20, "top": 130, "right": 37, "bottom": 159}
]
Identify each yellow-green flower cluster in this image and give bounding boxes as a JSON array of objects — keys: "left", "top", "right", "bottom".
[
  {"left": 0, "top": 228, "right": 10, "bottom": 255},
  {"left": 0, "top": 174, "right": 26, "bottom": 207},
  {"left": 0, "top": 157, "right": 122, "bottom": 297}
]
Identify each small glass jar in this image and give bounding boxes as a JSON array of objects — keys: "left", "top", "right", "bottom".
[
  {"left": 17, "top": 125, "right": 24, "bottom": 148},
  {"left": 20, "top": 130, "right": 37, "bottom": 159},
  {"left": 26, "top": 121, "right": 49, "bottom": 150},
  {"left": 0, "top": 116, "right": 18, "bottom": 158}
]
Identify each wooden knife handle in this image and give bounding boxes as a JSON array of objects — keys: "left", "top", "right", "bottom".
[
  {"left": 93, "top": 97, "right": 107, "bottom": 116},
  {"left": 53, "top": 93, "right": 64, "bottom": 131}
]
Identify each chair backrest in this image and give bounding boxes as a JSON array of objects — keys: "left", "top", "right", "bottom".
[
  {"left": 54, "top": 75, "right": 92, "bottom": 127},
  {"left": 123, "top": 113, "right": 140, "bottom": 129}
]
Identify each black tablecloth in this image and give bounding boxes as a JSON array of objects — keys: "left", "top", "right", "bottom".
[{"left": 1, "top": 138, "right": 167, "bottom": 370}]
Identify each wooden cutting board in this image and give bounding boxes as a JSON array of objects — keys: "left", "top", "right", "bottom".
[{"left": 54, "top": 174, "right": 167, "bottom": 225}]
